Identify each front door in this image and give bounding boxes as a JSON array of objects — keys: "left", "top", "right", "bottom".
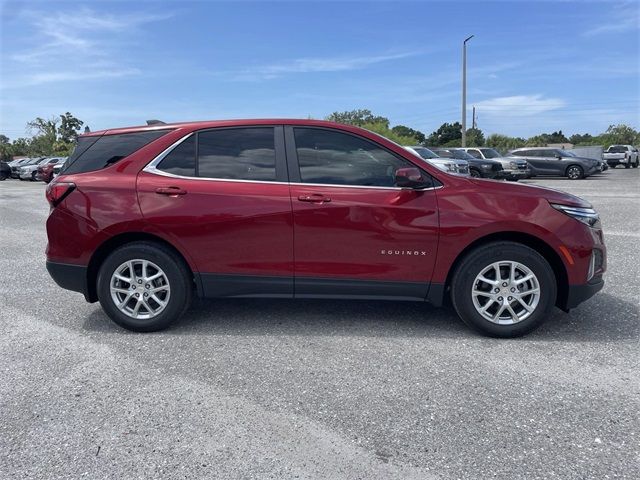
[{"left": 286, "top": 126, "right": 440, "bottom": 299}]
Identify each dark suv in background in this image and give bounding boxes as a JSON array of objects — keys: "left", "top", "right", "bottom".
[
  {"left": 508, "top": 148, "right": 601, "bottom": 179},
  {"left": 430, "top": 147, "right": 504, "bottom": 179}
]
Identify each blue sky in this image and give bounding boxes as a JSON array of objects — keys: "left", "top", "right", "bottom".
[{"left": 1, "top": 0, "right": 638, "bottom": 140}]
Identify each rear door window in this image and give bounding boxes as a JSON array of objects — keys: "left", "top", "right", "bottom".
[
  {"left": 62, "top": 130, "right": 170, "bottom": 175},
  {"left": 156, "top": 135, "right": 196, "bottom": 177},
  {"left": 197, "top": 128, "right": 276, "bottom": 181}
]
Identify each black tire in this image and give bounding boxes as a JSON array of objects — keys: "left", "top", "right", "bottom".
[
  {"left": 624, "top": 161, "right": 630, "bottom": 169},
  {"left": 469, "top": 168, "right": 481, "bottom": 178},
  {"left": 96, "top": 241, "right": 193, "bottom": 332},
  {"left": 566, "top": 165, "right": 584, "bottom": 179},
  {"left": 634, "top": 159, "right": 639, "bottom": 168},
  {"left": 31, "top": 171, "right": 37, "bottom": 181},
  {"left": 450, "top": 241, "right": 557, "bottom": 338}
]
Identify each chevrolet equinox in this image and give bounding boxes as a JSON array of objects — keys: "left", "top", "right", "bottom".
[{"left": 46, "top": 120, "right": 606, "bottom": 337}]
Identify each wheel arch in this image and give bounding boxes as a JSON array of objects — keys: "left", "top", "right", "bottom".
[
  {"left": 85, "top": 232, "right": 198, "bottom": 303},
  {"left": 439, "top": 231, "right": 568, "bottom": 310}
]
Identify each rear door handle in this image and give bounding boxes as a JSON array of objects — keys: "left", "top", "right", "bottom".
[
  {"left": 155, "top": 186, "right": 187, "bottom": 196},
  {"left": 298, "top": 194, "right": 331, "bottom": 203}
]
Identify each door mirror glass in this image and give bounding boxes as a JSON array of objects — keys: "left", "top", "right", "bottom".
[{"left": 395, "top": 167, "right": 425, "bottom": 188}]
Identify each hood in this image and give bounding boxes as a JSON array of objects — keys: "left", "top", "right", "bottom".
[{"left": 469, "top": 177, "right": 591, "bottom": 208}]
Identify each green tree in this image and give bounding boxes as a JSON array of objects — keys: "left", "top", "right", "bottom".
[
  {"left": 10, "top": 138, "right": 31, "bottom": 156},
  {"left": 361, "top": 121, "right": 419, "bottom": 145},
  {"left": 0, "top": 134, "right": 12, "bottom": 160},
  {"left": 326, "top": 109, "right": 389, "bottom": 127},
  {"left": 598, "top": 124, "right": 639, "bottom": 147},
  {"left": 569, "top": 133, "right": 595, "bottom": 145},
  {"left": 426, "top": 122, "right": 462, "bottom": 146},
  {"left": 486, "top": 133, "right": 526, "bottom": 153},
  {"left": 391, "top": 125, "right": 425, "bottom": 144},
  {"left": 58, "top": 112, "right": 84, "bottom": 143},
  {"left": 465, "top": 128, "right": 485, "bottom": 147}
]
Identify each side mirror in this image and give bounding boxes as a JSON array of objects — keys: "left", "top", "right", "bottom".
[
  {"left": 395, "top": 167, "right": 426, "bottom": 188},
  {"left": 556, "top": 154, "right": 563, "bottom": 160}
]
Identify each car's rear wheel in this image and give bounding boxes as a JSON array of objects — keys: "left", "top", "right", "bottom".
[
  {"left": 450, "top": 242, "right": 557, "bottom": 337},
  {"left": 97, "top": 242, "right": 192, "bottom": 332},
  {"left": 566, "top": 165, "right": 584, "bottom": 179}
]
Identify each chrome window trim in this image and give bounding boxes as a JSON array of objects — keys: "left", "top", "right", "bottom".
[{"left": 143, "top": 131, "right": 442, "bottom": 191}]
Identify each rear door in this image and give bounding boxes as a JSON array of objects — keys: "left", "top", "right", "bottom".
[
  {"left": 286, "top": 126, "right": 440, "bottom": 299},
  {"left": 137, "top": 126, "right": 294, "bottom": 297}
]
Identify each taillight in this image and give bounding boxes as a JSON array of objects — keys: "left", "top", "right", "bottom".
[{"left": 46, "top": 182, "right": 76, "bottom": 207}]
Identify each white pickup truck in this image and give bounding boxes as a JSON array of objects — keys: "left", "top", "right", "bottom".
[{"left": 603, "top": 145, "right": 639, "bottom": 169}]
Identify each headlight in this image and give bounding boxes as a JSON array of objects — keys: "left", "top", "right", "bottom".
[
  {"left": 481, "top": 164, "right": 492, "bottom": 168},
  {"left": 509, "top": 161, "right": 518, "bottom": 169},
  {"left": 445, "top": 162, "right": 456, "bottom": 172},
  {"left": 551, "top": 203, "right": 601, "bottom": 228}
]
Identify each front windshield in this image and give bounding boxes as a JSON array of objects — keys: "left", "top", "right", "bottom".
[
  {"left": 412, "top": 147, "right": 438, "bottom": 159},
  {"left": 480, "top": 148, "right": 501, "bottom": 158},
  {"left": 451, "top": 150, "right": 476, "bottom": 160}
]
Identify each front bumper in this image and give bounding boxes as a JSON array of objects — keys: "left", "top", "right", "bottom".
[
  {"left": 605, "top": 157, "right": 627, "bottom": 166},
  {"left": 46, "top": 261, "right": 90, "bottom": 301},
  {"left": 498, "top": 169, "right": 531, "bottom": 180},
  {"left": 561, "top": 276, "right": 605, "bottom": 311},
  {"left": 19, "top": 170, "right": 35, "bottom": 179}
]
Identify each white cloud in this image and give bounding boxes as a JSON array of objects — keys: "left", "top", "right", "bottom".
[
  {"left": 473, "top": 94, "right": 566, "bottom": 117},
  {"left": 225, "top": 52, "right": 420, "bottom": 80},
  {"left": 583, "top": 2, "right": 640, "bottom": 36},
  {"left": 4, "top": 8, "right": 172, "bottom": 87}
]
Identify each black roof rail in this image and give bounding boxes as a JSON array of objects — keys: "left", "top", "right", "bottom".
[{"left": 146, "top": 119, "right": 166, "bottom": 125}]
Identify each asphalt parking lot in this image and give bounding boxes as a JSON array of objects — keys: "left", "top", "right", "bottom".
[{"left": 1, "top": 169, "right": 638, "bottom": 480}]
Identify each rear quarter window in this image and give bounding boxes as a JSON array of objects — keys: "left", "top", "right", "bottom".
[{"left": 61, "top": 129, "right": 170, "bottom": 175}]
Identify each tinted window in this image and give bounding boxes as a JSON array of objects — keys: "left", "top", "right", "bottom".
[
  {"left": 294, "top": 128, "right": 413, "bottom": 187},
  {"left": 62, "top": 130, "right": 170, "bottom": 175},
  {"left": 198, "top": 128, "right": 276, "bottom": 181},
  {"left": 467, "top": 149, "right": 482, "bottom": 158},
  {"left": 607, "top": 146, "right": 628, "bottom": 153},
  {"left": 512, "top": 150, "right": 531, "bottom": 157},
  {"left": 157, "top": 135, "right": 196, "bottom": 176},
  {"left": 432, "top": 149, "right": 453, "bottom": 158}
]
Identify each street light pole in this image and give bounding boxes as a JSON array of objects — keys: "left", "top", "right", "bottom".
[{"left": 462, "top": 35, "right": 474, "bottom": 147}]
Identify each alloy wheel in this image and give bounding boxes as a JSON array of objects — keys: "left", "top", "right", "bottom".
[
  {"left": 110, "top": 259, "right": 171, "bottom": 319},
  {"left": 471, "top": 261, "right": 540, "bottom": 325}
]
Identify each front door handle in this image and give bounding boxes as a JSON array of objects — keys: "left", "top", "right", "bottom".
[
  {"left": 155, "top": 186, "right": 187, "bottom": 196},
  {"left": 298, "top": 193, "right": 331, "bottom": 203}
]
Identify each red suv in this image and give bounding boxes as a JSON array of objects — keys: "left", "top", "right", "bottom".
[{"left": 45, "top": 120, "right": 606, "bottom": 337}]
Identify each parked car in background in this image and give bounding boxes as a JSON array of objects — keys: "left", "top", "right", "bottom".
[
  {"left": 46, "top": 119, "right": 606, "bottom": 337},
  {"left": 0, "top": 161, "right": 10, "bottom": 180},
  {"left": 19, "top": 157, "right": 56, "bottom": 181},
  {"left": 10, "top": 158, "right": 32, "bottom": 178},
  {"left": 431, "top": 148, "right": 504, "bottom": 179},
  {"left": 603, "top": 145, "right": 639, "bottom": 169},
  {"left": 460, "top": 147, "right": 531, "bottom": 181},
  {"left": 404, "top": 146, "right": 469, "bottom": 175},
  {"left": 52, "top": 162, "right": 64, "bottom": 179},
  {"left": 508, "top": 148, "right": 601, "bottom": 179},
  {"left": 37, "top": 157, "right": 67, "bottom": 183}
]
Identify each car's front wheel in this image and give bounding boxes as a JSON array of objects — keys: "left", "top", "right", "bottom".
[
  {"left": 469, "top": 168, "right": 481, "bottom": 178},
  {"left": 96, "top": 242, "right": 192, "bottom": 332},
  {"left": 450, "top": 242, "right": 557, "bottom": 337},
  {"left": 566, "top": 165, "right": 584, "bottom": 179}
]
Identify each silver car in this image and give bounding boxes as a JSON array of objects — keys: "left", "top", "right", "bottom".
[
  {"left": 404, "top": 146, "right": 470, "bottom": 175},
  {"left": 461, "top": 148, "right": 531, "bottom": 181}
]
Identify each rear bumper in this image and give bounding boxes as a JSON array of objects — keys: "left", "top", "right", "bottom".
[
  {"left": 46, "top": 261, "right": 90, "bottom": 300},
  {"left": 562, "top": 276, "right": 604, "bottom": 311}
]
